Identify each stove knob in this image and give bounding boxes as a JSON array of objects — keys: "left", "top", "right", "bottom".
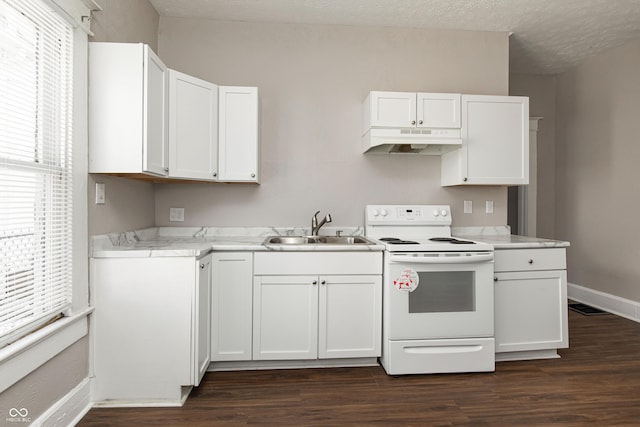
[
  {"left": 432, "top": 210, "right": 440, "bottom": 217},
  {"left": 372, "top": 209, "right": 380, "bottom": 217},
  {"left": 440, "top": 209, "right": 448, "bottom": 217},
  {"left": 380, "top": 209, "right": 388, "bottom": 217}
]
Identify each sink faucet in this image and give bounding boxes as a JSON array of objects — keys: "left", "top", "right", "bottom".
[{"left": 311, "top": 210, "right": 332, "bottom": 236}]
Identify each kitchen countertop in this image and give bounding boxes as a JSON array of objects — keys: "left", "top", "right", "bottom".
[
  {"left": 91, "top": 226, "right": 383, "bottom": 258},
  {"left": 453, "top": 226, "right": 570, "bottom": 249},
  {"left": 91, "top": 225, "right": 568, "bottom": 258}
]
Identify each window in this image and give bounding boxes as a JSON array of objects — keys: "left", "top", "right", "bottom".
[{"left": 0, "top": 0, "right": 74, "bottom": 348}]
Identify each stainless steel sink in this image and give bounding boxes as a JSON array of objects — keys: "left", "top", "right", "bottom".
[
  {"left": 263, "top": 235, "right": 372, "bottom": 245},
  {"left": 314, "top": 236, "right": 370, "bottom": 244},
  {"left": 263, "top": 236, "right": 319, "bottom": 245}
]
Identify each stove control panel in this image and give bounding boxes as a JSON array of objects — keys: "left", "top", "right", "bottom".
[{"left": 365, "top": 205, "right": 452, "bottom": 226}]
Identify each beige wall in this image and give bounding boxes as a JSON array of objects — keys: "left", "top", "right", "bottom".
[
  {"left": 510, "top": 74, "right": 557, "bottom": 239},
  {"left": 0, "top": 338, "right": 88, "bottom": 423},
  {"left": 556, "top": 38, "right": 640, "bottom": 301},
  {"left": 88, "top": 0, "right": 159, "bottom": 235},
  {"left": 90, "top": 0, "right": 159, "bottom": 51},
  {"left": 154, "top": 18, "right": 511, "bottom": 228}
]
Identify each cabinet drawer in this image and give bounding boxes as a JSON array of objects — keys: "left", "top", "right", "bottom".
[
  {"left": 494, "top": 248, "right": 566, "bottom": 272},
  {"left": 254, "top": 252, "right": 382, "bottom": 275}
]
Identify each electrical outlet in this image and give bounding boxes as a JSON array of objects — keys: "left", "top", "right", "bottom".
[
  {"left": 486, "top": 200, "right": 494, "bottom": 214},
  {"left": 464, "top": 200, "right": 473, "bottom": 214},
  {"left": 95, "top": 183, "right": 105, "bottom": 204},
  {"left": 169, "top": 207, "right": 185, "bottom": 222}
]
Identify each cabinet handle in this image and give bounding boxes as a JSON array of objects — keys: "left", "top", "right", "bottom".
[
  {"left": 528, "top": 259, "right": 534, "bottom": 264},
  {"left": 312, "top": 280, "right": 317, "bottom": 285},
  {"left": 411, "top": 120, "right": 416, "bottom": 125},
  {"left": 463, "top": 177, "right": 468, "bottom": 182},
  {"left": 164, "top": 167, "right": 169, "bottom": 172},
  {"left": 251, "top": 173, "right": 256, "bottom": 178},
  {"left": 321, "top": 280, "right": 326, "bottom": 285},
  {"left": 213, "top": 172, "right": 217, "bottom": 177},
  {"left": 418, "top": 120, "right": 423, "bottom": 125},
  {"left": 494, "top": 277, "right": 498, "bottom": 282},
  {"left": 200, "top": 263, "right": 206, "bottom": 269}
]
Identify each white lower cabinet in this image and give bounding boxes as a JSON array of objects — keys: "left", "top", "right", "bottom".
[
  {"left": 494, "top": 248, "right": 569, "bottom": 360},
  {"left": 253, "top": 275, "right": 319, "bottom": 360},
  {"left": 253, "top": 274, "right": 382, "bottom": 360},
  {"left": 319, "top": 275, "right": 382, "bottom": 359},
  {"left": 210, "top": 252, "right": 253, "bottom": 361},
  {"left": 196, "top": 256, "right": 212, "bottom": 384},
  {"left": 252, "top": 252, "right": 382, "bottom": 361},
  {"left": 91, "top": 253, "right": 211, "bottom": 406}
]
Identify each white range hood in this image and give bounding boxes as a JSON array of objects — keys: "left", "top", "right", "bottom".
[{"left": 362, "top": 127, "right": 462, "bottom": 155}]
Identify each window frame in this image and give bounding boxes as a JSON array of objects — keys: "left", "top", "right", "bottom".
[{"left": 0, "top": 0, "right": 89, "bottom": 393}]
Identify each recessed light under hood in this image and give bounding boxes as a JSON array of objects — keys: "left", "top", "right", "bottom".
[{"left": 362, "top": 128, "right": 462, "bottom": 155}]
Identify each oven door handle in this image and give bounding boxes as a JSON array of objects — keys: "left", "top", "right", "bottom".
[{"left": 390, "top": 253, "right": 494, "bottom": 264}]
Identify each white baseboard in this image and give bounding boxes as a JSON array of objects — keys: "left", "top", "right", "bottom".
[
  {"left": 568, "top": 282, "right": 640, "bottom": 323},
  {"left": 31, "top": 377, "right": 92, "bottom": 427},
  {"left": 209, "top": 357, "right": 379, "bottom": 372}
]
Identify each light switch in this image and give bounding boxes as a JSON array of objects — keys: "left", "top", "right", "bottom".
[
  {"left": 486, "top": 201, "right": 494, "bottom": 214},
  {"left": 95, "top": 183, "right": 105, "bottom": 204},
  {"left": 169, "top": 207, "right": 185, "bottom": 222},
  {"left": 463, "top": 200, "right": 472, "bottom": 214}
]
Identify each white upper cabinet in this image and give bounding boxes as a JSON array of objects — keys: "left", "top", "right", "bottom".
[
  {"left": 441, "top": 95, "right": 529, "bottom": 186},
  {"left": 417, "top": 93, "right": 461, "bottom": 128},
  {"left": 362, "top": 91, "right": 460, "bottom": 133},
  {"left": 89, "top": 42, "right": 168, "bottom": 177},
  {"left": 168, "top": 70, "right": 219, "bottom": 181},
  {"left": 89, "top": 43, "right": 260, "bottom": 184},
  {"left": 218, "top": 86, "right": 260, "bottom": 183}
]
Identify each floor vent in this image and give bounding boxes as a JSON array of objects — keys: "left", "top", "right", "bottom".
[{"left": 569, "top": 302, "right": 609, "bottom": 316}]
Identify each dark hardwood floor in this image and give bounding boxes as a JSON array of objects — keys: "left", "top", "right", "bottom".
[{"left": 79, "top": 309, "right": 640, "bottom": 426}]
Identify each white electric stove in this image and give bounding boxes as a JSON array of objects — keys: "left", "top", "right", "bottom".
[{"left": 365, "top": 205, "right": 496, "bottom": 376}]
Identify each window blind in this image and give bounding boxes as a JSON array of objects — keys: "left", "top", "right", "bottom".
[{"left": 0, "top": 0, "right": 74, "bottom": 347}]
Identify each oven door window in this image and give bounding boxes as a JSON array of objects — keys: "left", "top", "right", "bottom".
[{"left": 408, "top": 271, "right": 475, "bottom": 313}]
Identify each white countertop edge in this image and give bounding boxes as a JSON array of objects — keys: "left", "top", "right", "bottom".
[{"left": 453, "top": 226, "right": 570, "bottom": 249}]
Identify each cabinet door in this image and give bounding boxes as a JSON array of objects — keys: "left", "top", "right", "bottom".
[
  {"left": 211, "top": 252, "right": 253, "bottom": 361},
  {"left": 441, "top": 95, "right": 529, "bottom": 186},
  {"left": 89, "top": 43, "right": 169, "bottom": 176},
  {"left": 218, "top": 86, "right": 259, "bottom": 182},
  {"left": 416, "top": 93, "right": 461, "bottom": 128},
  {"left": 494, "top": 270, "right": 568, "bottom": 353},
  {"left": 194, "top": 255, "right": 212, "bottom": 386},
  {"left": 169, "top": 70, "right": 218, "bottom": 181},
  {"left": 462, "top": 95, "right": 528, "bottom": 185},
  {"left": 253, "top": 275, "right": 318, "bottom": 360},
  {"left": 367, "top": 91, "right": 416, "bottom": 128},
  {"left": 318, "top": 275, "right": 382, "bottom": 359},
  {"left": 142, "top": 45, "right": 168, "bottom": 176}
]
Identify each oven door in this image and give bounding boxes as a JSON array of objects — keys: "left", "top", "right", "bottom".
[{"left": 386, "top": 251, "right": 494, "bottom": 340}]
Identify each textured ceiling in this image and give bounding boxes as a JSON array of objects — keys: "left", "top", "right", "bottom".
[{"left": 148, "top": 0, "right": 640, "bottom": 74}]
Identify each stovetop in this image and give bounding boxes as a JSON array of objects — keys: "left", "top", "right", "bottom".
[
  {"left": 372, "top": 236, "right": 492, "bottom": 252},
  {"left": 365, "top": 205, "right": 493, "bottom": 252}
]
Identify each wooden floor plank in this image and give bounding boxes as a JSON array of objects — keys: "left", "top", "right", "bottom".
[{"left": 79, "top": 310, "right": 640, "bottom": 426}]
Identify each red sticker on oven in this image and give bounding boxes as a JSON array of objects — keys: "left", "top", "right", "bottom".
[{"left": 393, "top": 269, "right": 419, "bottom": 292}]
